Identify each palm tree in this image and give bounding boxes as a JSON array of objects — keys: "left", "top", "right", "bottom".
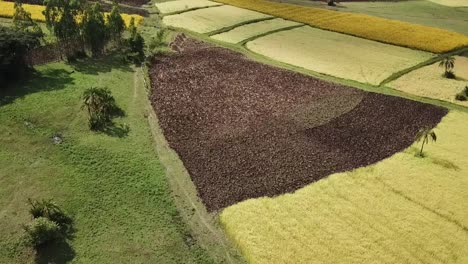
[
  {"left": 82, "top": 87, "right": 117, "bottom": 130},
  {"left": 438, "top": 56, "right": 455, "bottom": 78},
  {"left": 415, "top": 127, "right": 437, "bottom": 157}
]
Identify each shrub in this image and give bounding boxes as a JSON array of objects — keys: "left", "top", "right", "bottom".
[
  {"left": 455, "top": 93, "right": 467, "bottom": 101},
  {"left": 28, "top": 198, "right": 69, "bottom": 227},
  {"left": 82, "top": 87, "right": 120, "bottom": 130},
  {"left": 464, "top": 86, "right": 468, "bottom": 96},
  {"left": 23, "top": 217, "right": 60, "bottom": 247},
  {"left": 443, "top": 70, "right": 456, "bottom": 79}
]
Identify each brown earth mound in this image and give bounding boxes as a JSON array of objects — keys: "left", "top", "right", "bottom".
[{"left": 149, "top": 39, "right": 447, "bottom": 211}]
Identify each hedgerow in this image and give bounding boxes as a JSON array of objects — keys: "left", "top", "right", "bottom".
[{"left": 213, "top": 0, "right": 468, "bottom": 53}]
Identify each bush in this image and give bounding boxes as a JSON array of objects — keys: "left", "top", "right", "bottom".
[
  {"left": 455, "top": 93, "right": 467, "bottom": 101},
  {"left": 82, "top": 87, "right": 121, "bottom": 130},
  {"left": 444, "top": 70, "right": 456, "bottom": 79},
  {"left": 23, "top": 217, "right": 60, "bottom": 247},
  {"left": 28, "top": 198, "right": 69, "bottom": 227},
  {"left": 464, "top": 86, "right": 468, "bottom": 96}
]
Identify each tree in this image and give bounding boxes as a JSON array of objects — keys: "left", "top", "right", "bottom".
[
  {"left": 107, "top": 1, "right": 125, "bottom": 44},
  {"left": 415, "top": 127, "right": 437, "bottom": 157},
  {"left": 438, "top": 56, "right": 455, "bottom": 79},
  {"left": 23, "top": 217, "right": 61, "bottom": 247},
  {"left": 126, "top": 18, "right": 145, "bottom": 62},
  {"left": 0, "top": 26, "right": 41, "bottom": 83},
  {"left": 327, "top": 0, "right": 336, "bottom": 6},
  {"left": 81, "top": 2, "right": 108, "bottom": 56},
  {"left": 82, "top": 87, "right": 119, "bottom": 130},
  {"left": 13, "top": 2, "right": 44, "bottom": 39},
  {"left": 43, "top": 0, "right": 84, "bottom": 55}
]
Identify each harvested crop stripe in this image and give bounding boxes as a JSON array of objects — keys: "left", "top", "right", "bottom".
[
  {"left": 246, "top": 26, "right": 433, "bottom": 85},
  {"left": 389, "top": 56, "right": 468, "bottom": 107},
  {"left": 150, "top": 38, "right": 446, "bottom": 211},
  {"left": 162, "top": 5, "right": 271, "bottom": 34},
  {"left": 213, "top": 0, "right": 468, "bottom": 53},
  {"left": 220, "top": 110, "right": 468, "bottom": 264},
  {"left": 0, "top": 1, "right": 143, "bottom": 26},
  {"left": 155, "top": 0, "right": 222, "bottom": 15},
  {"left": 428, "top": 0, "right": 468, "bottom": 6},
  {"left": 211, "top": 18, "right": 301, "bottom": 44}
]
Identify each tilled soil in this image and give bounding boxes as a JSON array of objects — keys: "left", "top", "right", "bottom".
[{"left": 150, "top": 38, "right": 447, "bottom": 211}]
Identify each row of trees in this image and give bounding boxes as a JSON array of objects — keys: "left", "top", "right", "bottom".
[{"left": 42, "top": 0, "right": 142, "bottom": 58}]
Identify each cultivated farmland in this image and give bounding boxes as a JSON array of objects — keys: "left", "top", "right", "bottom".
[
  {"left": 388, "top": 56, "right": 468, "bottom": 107},
  {"left": 155, "top": 0, "right": 222, "bottom": 15},
  {"left": 211, "top": 18, "right": 301, "bottom": 44},
  {"left": 428, "top": 0, "right": 468, "bottom": 6},
  {"left": 150, "top": 39, "right": 446, "bottom": 211},
  {"left": 213, "top": 0, "right": 468, "bottom": 53},
  {"left": 220, "top": 111, "right": 468, "bottom": 264},
  {"left": 246, "top": 26, "right": 434, "bottom": 85},
  {"left": 162, "top": 5, "right": 272, "bottom": 34}
]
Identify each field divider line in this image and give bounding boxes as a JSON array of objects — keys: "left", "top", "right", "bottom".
[
  {"left": 207, "top": 17, "right": 276, "bottom": 36},
  {"left": 238, "top": 24, "right": 305, "bottom": 45},
  {"left": 379, "top": 46, "right": 468, "bottom": 86},
  {"left": 159, "top": 4, "right": 224, "bottom": 17}
]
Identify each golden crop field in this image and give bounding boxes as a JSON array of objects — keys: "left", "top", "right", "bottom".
[
  {"left": 0, "top": 1, "right": 143, "bottom": 27},
  {"left": 214, "top": 0, "right": 468, "bottom": 53},
  {"left": 220, "top": 110, "right": 468, "bottom": 264}
]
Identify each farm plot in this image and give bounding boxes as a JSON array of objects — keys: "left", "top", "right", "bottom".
[
  {"left": 246, "top": 26, "right": 434, "bottom": 85},
  {"left": 388, "top": 56, "right": 468, "bottom": 107},
  {"left": 211, "top": 18, "right": 302, "bottom": 44},
  {"left": 428, "top": 0, "right": 468, "bottom": 6},
  {"left": 220, "top": 110, "right": 468, "bottom": 264},
  {"left": 213, "top": 0, "right": 468, "bottom": 53},
  {"left": 162, "top": 5, "right": 272, "bottom": 34},
  {"left": 155, "top": 0, "right": 222, "bottom": 15},
  {"left": 149, "top": 38, "right": 446, "bottom": 211}
]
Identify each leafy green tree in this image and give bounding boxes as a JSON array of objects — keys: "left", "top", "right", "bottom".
[
  {"left": 13, "top": 2, "right": 44, "bottom": 39},
  {"left": 81, "top": 2, "right": 108, "bottom": 56},
  {"left": 0, "top": 26, "right": 40, "bottom": 83},
  {"left": 43, "top": 0, "right": 84, "bottom": 53},
  {"left": 82, "top": 87, "right": 119, "bottom": 130},
  {"left": 415, "top": 127, "right": 437, "bottom": 157},
  {"left": 107, "top": 1, "right": 125, "bottom": 44},
  {"left": 438, "top": 56, "right": 455, "bottom": 79},
  {"left": 126, "top": 18, "right": 145, "bottom": 62}
]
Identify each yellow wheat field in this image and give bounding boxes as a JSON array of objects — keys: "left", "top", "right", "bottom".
[
  {"left": 221, "top": 110, "right": 468, "bottom": 264},
  {"left": 0, "top": 1, "right": 143, "bottom": 27},
  {"left": 214, "top": 0, "right": 468, "bottom": 53}
]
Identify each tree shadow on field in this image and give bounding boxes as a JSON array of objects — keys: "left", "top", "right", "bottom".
[
  {"left": 34, "top": 216, "right": 77, "bottom": 264},
  {"left": 68, "top": 55, "right": 133, "bottom": 75},
  {"left": 0, "top": 68, "right": 74, "bottom": 106}
]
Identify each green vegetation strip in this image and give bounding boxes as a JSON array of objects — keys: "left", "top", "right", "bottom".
[{"left": 207, "top": 17, "right": 276, "bottom": 36}]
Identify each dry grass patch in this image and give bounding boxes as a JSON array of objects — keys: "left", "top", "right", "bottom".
[
  {"left": 388, "top": 56, "right": 468, "bottom": 107},
  {"left": 162, "top": 5, "right": 271, "bottom": 34},
  {"left": 155, "top": 0, "right": 221, "bottom": 15},
  {"left": 221, "top": 110, "right": 468, "bottom": 264},
  {"left": 211, "top": 18, "right": 301, "bottom": 44},
  {"left": 246, "top": 26, "right": 434, "bottom": 85}
]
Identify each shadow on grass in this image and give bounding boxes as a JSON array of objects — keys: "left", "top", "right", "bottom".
[
  {"left": 68, "top": 55, "right": 133, "bottom": 75},
  {"left": 0, "top": 68, "right": 74, "bottom": 106},
  {"left": 35, "top": 216, "right": 76, "bottom": 264},
  {"left": 102, "top": 122, "right": 131, "bottom": 138}
]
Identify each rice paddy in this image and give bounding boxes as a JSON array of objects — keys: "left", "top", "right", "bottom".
[
  {"left": 211, "top": 18, "right": 301, "bottom": 44},
  {"left": 220, "top": 110, "right": 468, "bottom": 264},
  {"left": 162, "top": 5, "right": 272, "bottom": 34},
  {"left": 246, "top": 26, "right": 434, "bottom": 85},
  {"left": 388, "top": 56, "right": 468, "bottom": 107},
  {"left": 155, "top": 0, "right": 222, "bottom": 15}
]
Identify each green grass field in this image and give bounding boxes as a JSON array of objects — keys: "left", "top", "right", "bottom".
[
  {"left": 0, "top": 58, "right": 214, "bottom": 263},
  {"left": 221, "top": 110, "right": 468, "bottom": 264},
  {"left": 246, "top": 26, "right": 434, "bottom": 85}
]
